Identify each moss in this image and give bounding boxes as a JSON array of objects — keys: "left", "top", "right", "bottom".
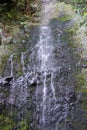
[
  {"left": 65, "top": 24, "right": 78, "bottom": 34},
  {"left": 0, "top": 54, "right": 10, "bottom": 75},
  {"left": 27, "top": 110, "right": 32, "bottom": 118},
  {"left": 82, "top": 60, "right": 87, "bottom": 66},
  {"left": 77, "top": 73, "right": 86, "bottom": 86},
  {"left": 75, "top": 73, "right": 86, "bottom": 92},
  {"left": 72, "top": 120, "right": 87, "bottom": 130},
  {"left": 13, "top": 54, "right": 23, "bottom": 78},
  {"left": 82, "top": 87, "right": 87, "bottom": 94},
  {"left": 65, "top": 26, "right": 79, "bottom": 48},
  {"left": 0, "top": 35, "right": 28, "bottom": 75},
  {"left": 17, "top": 119, "right": 28, "bottom": 130},
  {"left": 58, "top": 14, "right": 72, "bottom": 22},
  {"left": 0, "top": 114, "right": 14, "bottom": 130},
  {"left": 0, "top": 106, "right": 32, "bottom": 130}
]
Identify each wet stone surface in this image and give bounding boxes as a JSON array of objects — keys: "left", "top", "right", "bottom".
[{"left": 0, "top": 1, "right": 87, "bottom": 130}]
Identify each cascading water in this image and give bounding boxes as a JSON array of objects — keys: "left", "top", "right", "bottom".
[
  {"left": 51, "top": 72, "right": 56, "bottom": 101},
  {"left": 21, "top": 52, "right": 26, "bottom": 76},
  {"left": 9, "top": 0, "right": 76, "bottom": 129},
  {"left": 37, "top": 25, "right": 57, "bottom": 126},
  {"left": 1, "top": 0, "right": 82, "bottom": 130},
  {"left": 37, "top": 0, "right": 57, "bottom": 126},
  {"left": 42, "top": 72, "right": 47, "bottom": 124},
  {"left": 9, "top": 54, "right": 14, "bottom": 77}
]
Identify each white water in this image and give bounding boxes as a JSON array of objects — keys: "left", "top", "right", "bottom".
[
  {"left": 42, "top": 72, "right": 47, "bottom": 124},
  {"left": 38, "top": 26, "right": 52, "bottom": 71},
  {"left": 41, "top": 0, "right": 56, "bottom": 25},
  {"left": 9, "top": 54, "right": 14, "bottom": 77},
  {"left": 37, "top": 0, "right": 57, "bottom": 125},
  {"left": 51, "top": 72, "right": 56, "bottom": 101},
  {"left": 38, "top": 26, "right": 56, "bottom": 124},
  {"left": 21, "top": 52, "right": 26, "bottom": 75},
  {"left": 8, "top": 55, "right": 15, "bottom": 105}
]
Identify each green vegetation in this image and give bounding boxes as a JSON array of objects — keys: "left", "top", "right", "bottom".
[
  {"left": 59, "top": 0, "right": 87, "bottom": 15},
  {"left": 58, "top": 0, "right": 87, "bottom": 26},
  {"left": 17, "top": 119, "right": 28, "bottom": 130},
  {"left": 76, "top": 73, "right": 86, "bottom": 91},
  {"left": 0, "top": 114, "right": 14, "bottom": 130},
  {"left": 0, "top": 54, "right": 9, "bottom": 75},
  {"left": 0, "top": 106, "right": 33, "bottom": 130},
  {"left": 58, "top": 14, "right": 72, "bottom": 22},
  {"left": 0, "top": 0, "right": 40, "bottom": 21},
  {"left": 0, "top": 0, "right": 40, "bottom": 77},
  {"left": 13, "top": 54, "right": 23, "bottom": 77}
]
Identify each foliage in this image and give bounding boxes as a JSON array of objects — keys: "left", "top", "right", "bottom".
[
  {"left": 0, "top": 114, "right": 14, "bottom": 130},
  {"left": 0, "top": 0, "right": 40, "bottom": 21},
  {"left": 59, "top": 0, "right": 87, "bottom": 16},
  {"left": 17, "top": 119, "right": 28, "bottom": 130}
]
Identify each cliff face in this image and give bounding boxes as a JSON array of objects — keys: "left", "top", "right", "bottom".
[{"left": 0, "top": 1, "right": 87, "bottom": 130}]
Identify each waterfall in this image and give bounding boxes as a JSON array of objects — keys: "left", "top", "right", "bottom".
[
  {"left": 9, "top": 54, "right": 14, "bottom": 77},
  {"left": 37, "top": 0, "right": 57, "bottom": 126},
  {"left": 37, "top": 25, "right": 56, "bottom": 125},
  {"left": 1, "top": 0, "right": 80, "bottom": 130},
  {"left": 42, "top": 72, "right": 47, "bottom": 124},
  {"left": 38, "top": 26, "right": 53, "bottom": 72},
  {"left": 51, "top": 72, "right": 56, "bottom": 101},
  {"left": 21, "top": 52, "right": 26, "bottom": 75}
]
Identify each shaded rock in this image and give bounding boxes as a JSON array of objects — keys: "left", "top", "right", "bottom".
[
  {"left": 0, "top": 76, "right": 13, "bottom": 87},
  {"left": 4, "top": 76, "right": 13, "bottom": 82}
]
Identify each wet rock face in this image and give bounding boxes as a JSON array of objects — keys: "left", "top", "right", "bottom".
[
  {"left": 0, "top": 18, "right": 86, "bottom": 129},
  {"left": 0, "top": 76, "right": 13, "bottom": 111},
  {"left": 0, "top": 2, "right": 87, "bottom": 130},
  {"left": 4, "top": 73, "right": 76, "bottom": 130},
  {"left": 0, "top": 20, "right": 79, "bottom": 130}
]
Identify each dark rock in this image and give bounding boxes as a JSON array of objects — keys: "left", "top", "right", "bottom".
[
  {"left": 82, "top": 64, "right": 87, "bottom": 69},
  {"left": 0, "top": 76, "right": 13, "bottom": 88},
  {"left": 0, "top": 0, "right": 15, "bottom": 4},
  {"left": 4, "top": 76, "right": 13, "bottom": 82},
  {"left": 0, "top": 78, "right": 3, "bottom": 86}
]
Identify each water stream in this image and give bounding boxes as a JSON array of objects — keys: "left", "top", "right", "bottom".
[
  {"left": 10, "top": 0, "right": 76, "bottom": 129},
  {"left": 0, "top": 0, "right": 83, "bottom": 130},
  {"left": 21, "top": 52, "right": 26, "bottom": 76},
  {"left": 38, "top": 0, "right": 57, "bottom": 126},
  {"left": 9, "top": 54, "right": 14, "bottom": 77}
]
